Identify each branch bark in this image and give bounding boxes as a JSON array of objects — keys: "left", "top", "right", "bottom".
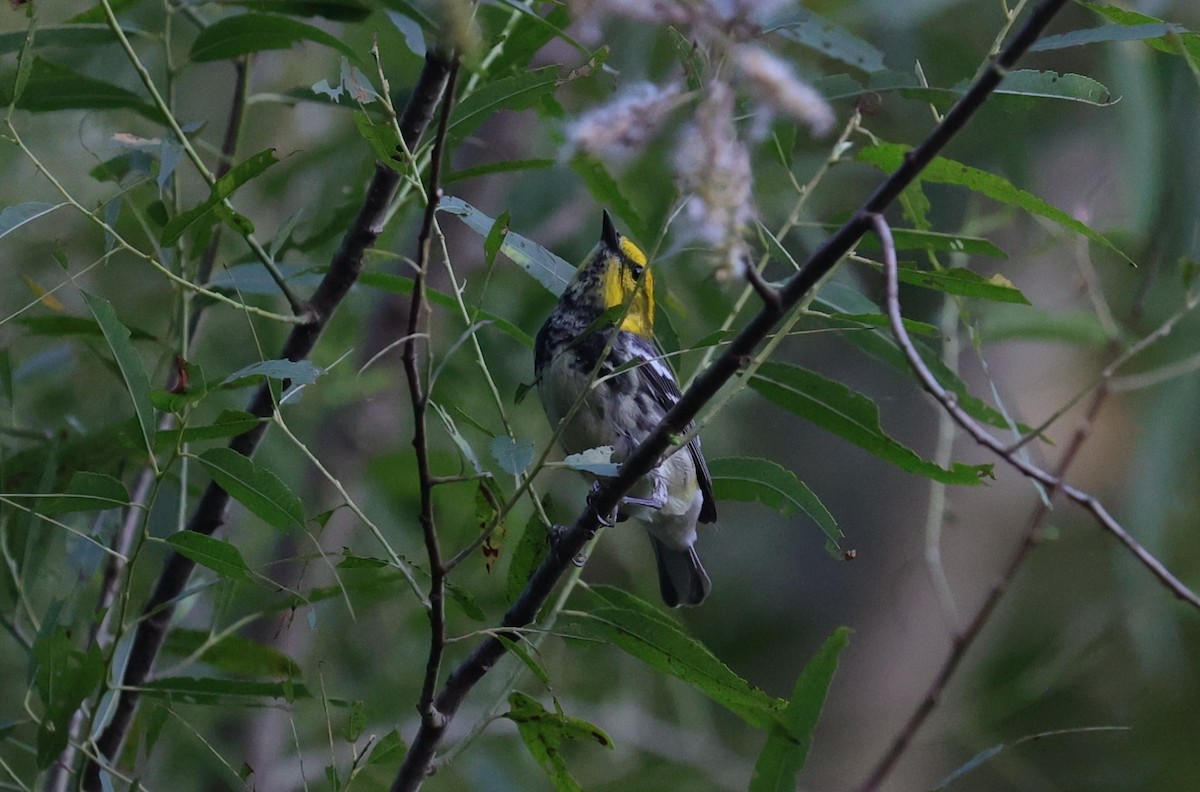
[
  {"left": 388, "top": 1, "right": 1078, "bottom": 788},
  {"left": 79, "top": 50, "right": 456, "bottom": 792}
]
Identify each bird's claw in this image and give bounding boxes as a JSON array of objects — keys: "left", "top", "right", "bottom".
[{"left": 587, "top": 480, "right": 619, "bottom": 527}]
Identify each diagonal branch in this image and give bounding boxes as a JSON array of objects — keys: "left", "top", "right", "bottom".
[
  {"left": 854, "top": 212, "right": 1198, "bottom": 792},
  {"left": 388, "top": 1, "right": 1079, "bottom": 788},
  {"left": 78, "top": 50, "right": 456, "bottom": 792}
]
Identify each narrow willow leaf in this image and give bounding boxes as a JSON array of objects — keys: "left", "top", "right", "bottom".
[
  {"left": 996, "top": 70, "right": 1113, "bottom": 104},
  {"left": 505, "top": 692, "right": 611, "bottom": 792},
  {"left": 190, "top": 13, "right": 357, "bottom": 61},
  {"left": 765, "top": 9, "right": 885, "bottom": 72},
  {"left": 1081, "top": 3, "right": 1200, "bottom": 61},
  {"left": 81, "top": 291, "right": 156, "bottom": 458},
  {"left": 162, "top": 628, "right": 301, "bottom": 676},
  {"left": 40, "top": 472, "right": 130, "bottom": 514},
  {"left": 445, "top": 157, "right": 554, "bottom": 184},
  {"left": 447, "top": 66, "right": 561, "bottom": 144},
  {"left": 507, "top": 507, "right": 550, "bottom": 603},
  {"left": 750, "top": 628, "right": 850, "bottom": 792},
  {"left": 197, "top": 447, "right": 304, "bottom": 531},
  {"left": 165, "top": 532, "right": 252, "bottom": 581},
  {"left": 17, "top": 314, "right": 156, "bottom": 340},
  {"left": 484, "top": 210, "right": 510, "bottom": 267},
  {"left": 491, "top": 435, "right": 535, "bottom": 475},
  {"left": 0, "top": 203, "right": 60, "bottom": 239},
  {"left": 439, "top": 196, "right": 576, "bottom": 296},
  {"left": 431, "top": 402, "right": 484, "bottom": 475},
  {"left": 848, "top": 225, "right": 1007, "bottom": 258},
  {"left": 160, "top": 410, "right": 260, "bottom": 446},
  {"left": 1031, "top": 22, "right": 1186, "bottom": 52},
  {"left": 0, "top": 25, "right": 147, "bottom": 56},
  {"left": 32, "top": 628, "right": 103, "bottom": 768},
  {"left": 894, "top": 266, "right": 1030, "bottom": 304},
  {"left": 446, "top": 581, "right": 486, "bottom": 622},
  {"left": 221, "top": 358, "right": 325, "bottom": 387},
  {"left": 570, "top": 155, "right": 650, "bottom": 243},
  {"left": 484, "top": 4, "right": 572, "bottom": 76},
  {"left": 141, "top": 676, "right": 311, "bottom": 703},
  {"left": 498, "top": 635, "right": 552, "bottom": 688},
  {"left": 359, "top": 271, "right": 533, "bottom": 346},
  {"left": 577, "top": 606, "right": 783, "bottom": 730},
  {"left": 858, "top": 143, "right": 1133, "bottom": 265},
  {"left": 979, "top": 305, "right": 1110, "bottom": 346},
  {"left": 816, "top": 68, "right": 1115, "bottom": 107},
  {"left": 161, "top": 149, "right": 278, "bottom": 245},
  {"left": 708, "top": 457, "right": 841, "bottom": 552},
  {"left": 0, "top": 58, "right": 160, "bottom": 119},
  {"left": 748, "top": 362, "right": 991, "bottom": 485},
  {"left": 206, "top": 261, "right": 323, "bottom": 296},
  {"left": 225, "top": 1, "right": 372, "bottom": 22}
]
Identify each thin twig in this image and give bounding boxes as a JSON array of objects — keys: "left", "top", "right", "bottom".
[
  {"left": 869, "top": 213, "right": 1200, "bottom": 609},
  {"left": 388, "top": 3, "right": 1076, "bottom": 789},
  {"left": 402, "top": 58, "right": 461, "bottom": 726},
  {"left": 78, "top": 51, "right": 457, "bottom": 792}
]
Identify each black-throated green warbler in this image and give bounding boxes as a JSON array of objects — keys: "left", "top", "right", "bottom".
[{"left": 534, "top": 212, "right": 717, "bottom": 607}]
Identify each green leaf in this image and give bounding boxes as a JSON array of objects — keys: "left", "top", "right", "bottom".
[
  {"left": 995, "top": 69, "right": 1113, "bottom": 105},
  {"left": 159, "top": 410, "right": 260, "bottom": 446},
  {"left": 40, "top": 472, "right": 130, "bottom": 514},
  {"left": 858, "top": 143, "right": 1133, "bottom": 265},
  {"left": 17, "top": 314, "right": 156, "bottom": 340},
  {"left": 446, "top": 66, "right": 561, "bottom": 144},
  {"left": 32, "top": 627, "right": 104, "bottom": 768},
  {"left": 849, "top": 225, "right": 1007, "bottom": 258},
  {"left": 708, "top": 458, "right": 841, "bottom": 552},
  {"left": 484, "top": 4, "right": 573, "bottom": 76},
  {"left": 1032, "top": 22, "right": 1186, "bottom": 52},
  {"left": 491, "top": 435, "right": 535, "bottom": 475},
  {"left": 748, "top": 362, "right": 991, "bottom": 485},
  {"left": 162, "top": 628, "right": 301, "bottom": 676},
  {"left": 445, "top": 157, "right": 555, "bottom": 184},
  {"left": 161, "top": 149, "right": 278, "bottom": 245},
  {"left": 0, "top": 202, "right": 61, "bottom": 239},
  {"left": 575, "top": 603, "right": 783, "bottom": 730},
  {"left": 1081, "top": 3, "right": 1200, "bottom": 61},
  {"left": 561, "top": 446, "right": 619, "bottom": 477},
  {"left": 368, "top": 729, "right": 408, "bottom": 765},
  {"left": 353, "top": 111, "right": 407, "bottom": 171},
  {"left": 750, "top": 628, "right": 850, "bottom": 792},
  {"left": 197, "top": 447, "right": 305, "bottom": 531},
  {"left": 979, "top": 305, "right": 1110, "bottom": 346},
  {"left": 344, "top": 701, "right": 367, "bottom": 742},
  {"left": 507, "top": 506, "right": 550, "bottom": 603},
  {"left": 0, "top": 58, "right": 160, "bottom": 119},
  {"left": 0, "top": 25, "right": 146, "bottom": 56},
  {"left": 484, "top": 210, "right": 510, "bottom": 267},
  {"left": 359, "top": 271, "right": 533, "bottom": 346},
  {"left": 505, "top": 692, "right": 612, "bottom": 792},
  {"left": 225, "top": 1, "right": 372, "bottom": 22},
  {"left": 165, "top": 532, "right": 252, "bottom": 581},
  {"left": 894, "top": 266, "right": 1030, "bottom": 304},
  {"left": 221, "top": 358, "right": 326, "bottom": 387},
  {"left": 569, "top": 155, "right": 650, "bottom": 243},
  {"left": 816, "top": 68, "right": 1116, "bottom": 107},
  {"left": 140, "top": 675, "right": 311, "bottom": 703},
  {"left": 81, "top": 291, "right": 156, "bottom": 459},
  {"left": 765, "top": 9, "right": 885, "bottom": 72},
  {"left": 439, "top": 196, "right": 576, "bottom": 296},
  {"left": 190, "top": 13, "right": 357, "bottom": 62},
  {"left": 446, "top": 581, "right": 486, "bottom": 622}
]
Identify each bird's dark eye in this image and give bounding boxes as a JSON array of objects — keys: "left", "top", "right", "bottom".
[{"left": 629, "top": 264, "right": 644, "bottom": 279}]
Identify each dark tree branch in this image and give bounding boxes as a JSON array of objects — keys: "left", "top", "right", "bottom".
[
  {"left": 78, "top": 50, "right": 456, "bottom": 792},
  {"left": 388, "top": 2, "right": 1077, "bottom": 789},
  {"left": 402, "top": 60, "right": 461, "bottom": 727}
]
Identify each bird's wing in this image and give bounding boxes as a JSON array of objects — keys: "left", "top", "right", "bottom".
[{"left": 638, "top": 343, "right": 718, "bottom": 524}]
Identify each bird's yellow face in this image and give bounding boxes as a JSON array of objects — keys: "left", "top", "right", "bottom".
[{"left": 600, "top": 237, "right": 654, "bottom": 339}]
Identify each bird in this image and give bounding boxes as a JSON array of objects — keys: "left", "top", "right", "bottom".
[{"left": 534, "top": 210, "right": 717, "bottom": 606}]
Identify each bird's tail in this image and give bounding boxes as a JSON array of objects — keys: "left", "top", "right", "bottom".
[{"left": 650, "top": 537, "right": 711, "bottom": 607}]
